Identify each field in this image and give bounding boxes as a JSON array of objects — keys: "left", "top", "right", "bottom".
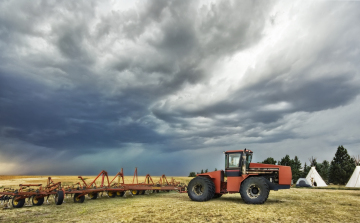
[{"left": 1, "top": 176, "right": 360, "bottom": 222}]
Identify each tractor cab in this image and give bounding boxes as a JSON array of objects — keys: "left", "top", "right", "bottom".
[{"left": 225, "top": 149, "right": 253, "bottom": 177}]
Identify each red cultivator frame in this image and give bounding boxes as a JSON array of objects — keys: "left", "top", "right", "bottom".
[{"left": 0, "top": 168, "right": 186, "bottom": 209}]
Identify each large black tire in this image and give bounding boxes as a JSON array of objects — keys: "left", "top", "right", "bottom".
[
  {"left": 12, "top": 196, "right": 25, "bottom": 208},
  {"left": 240, "top": 177, "right": 269, "bottom": 204},
  {"left": 73, "top": 193, "right": 85, "bottom": 203},
  {"left": 187, "top": 177, "right": 215, "bottom": 202},
  {"left": 32, "top": 196, "right": 44, "bottom": 206},
  {"left": 55, "top": 191, "right": 64, "bottom": 205},
  {"left": 88, "top": 192, "right": 98, "bottom": 199},
  {"left": 116, "top": 191, "right": 125, "bottom": 197},
  {"left": 213, "top": 194, "right": 223, "bottom": 199}
]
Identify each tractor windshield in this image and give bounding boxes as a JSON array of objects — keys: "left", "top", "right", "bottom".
[
  {"left": 228, "top": 153, "right": 241, "bottom": 168},
  {"left": 246, "top": 153, "right": 252, "bottom": 169}
]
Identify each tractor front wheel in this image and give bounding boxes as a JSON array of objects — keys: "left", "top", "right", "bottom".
[
  {"left": 187, "top": 176, "right": 215, "bottom": 202},
  {"left": 240, "top": 177, "right": 269, "bottom": 204}
]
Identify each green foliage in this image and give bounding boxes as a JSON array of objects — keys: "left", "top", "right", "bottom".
[
  {"left": 188, "top": 172, "right": 196, "bottom": 177},
  {"left": 200, "top": 169, "right": 204, "bottom": 174},
  {"left": 292, "top": 156, "right": 302, "bottom": 183},
  {"left": 262, "top": 157, "right": 277, "bottom": 165},
  {"left": 279, "top": 155, "right": 292, "bottom": 166},
  {"left": 329, "top": 145, "right": 356, "bottom": 185},
  {"left": 215, "top": 168, "right": 217, "bottom": 171},
  {"left": 302, "top": 162, "right": 311, "bottom": 178},
  {"left": 317, "top": 160, "right": 330, "bottom": 183},
  {"left": 205, "top": 169, "right": 208, "bottom": 173},
  {"left": 278, "top": 155, "right": 302, "bottom": 183}
]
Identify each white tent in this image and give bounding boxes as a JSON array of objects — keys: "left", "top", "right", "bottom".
[
  {"left": 306, "top": 166, "right": 327, "bottom": 187},
  {"left": 346, "top": 166, "right": 360, "bottom": 187}
]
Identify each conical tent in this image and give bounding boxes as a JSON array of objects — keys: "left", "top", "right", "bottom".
[
  {"left": 306, "top": 166, "right": 327, "bottom": 187},
  {"left": 346, "top": 166, "right": 360, "bottom": 187}
]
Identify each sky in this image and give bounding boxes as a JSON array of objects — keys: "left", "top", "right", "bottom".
[{"left": 0, "top": 0, "right": 360, "bottom": 176}]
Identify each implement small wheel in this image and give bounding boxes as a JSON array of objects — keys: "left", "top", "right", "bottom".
[
  {"left": 55, "top": 190, "right": 64, "bottom": 205},
  {"left": 108, "top": 191, "right": 116, "bottom": 198},
  {"left": 131, "top": 190, "right": 139, "bottom": 195},
  {"left": 187, "top": 176, "right": 215, "bottom": 202},
  {"left": 139, "top": 190, "right": 145, "bottom": 195},
  {"left": 88, "top": 192, "right": 98, "bottom": 199},
  {"left": 240, "top": 177, "right": 269, "bottom": 204},
  {"left": 32, "top": 196, "right": 44, "bottom": 206},
  {"left": 12, "top": 196, "right": 25, "bottom": 208},
  {"left": 73, "top": 193, "right": 85, "bottom": 203},
  {"left": 116, "top": 191, "right": 125, "bottom": 197}
]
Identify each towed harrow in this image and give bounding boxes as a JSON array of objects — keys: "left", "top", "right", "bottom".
[{"left": 0, "top": 168, "right": 186, "bottom": 209}]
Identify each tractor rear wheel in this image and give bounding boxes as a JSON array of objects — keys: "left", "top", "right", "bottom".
[
  {"left": 73, "top": 193, "right": 85, "bottom": 203},
  {"left": 240, "top": 177, "right": 269, "bottom": 204},
  {"left": 55, "top": 190, "right": 64, "bottom": 205},
  {"left": 187, "top": 177, "right": 215, "bottom": 202}
]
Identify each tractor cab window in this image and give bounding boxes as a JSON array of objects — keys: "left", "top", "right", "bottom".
[
  {"left": 228, "top": 153, "right": 241, "bottom": 168},
  {"left": 246, "top": 153, "right": 253, "bottom": 169}
]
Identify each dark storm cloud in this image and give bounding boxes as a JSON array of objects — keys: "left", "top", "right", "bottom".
[{"left": 1, "top": 0, "right": 360, "bottom": 175}]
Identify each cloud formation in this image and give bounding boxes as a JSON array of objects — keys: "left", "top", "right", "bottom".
[{"left": 1, "top": 0, "right": 360, "bottom": 175}]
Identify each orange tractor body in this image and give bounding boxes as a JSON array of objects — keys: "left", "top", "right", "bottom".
[{"left": 187, "top": 149, "right": 292, "bottom": 204}]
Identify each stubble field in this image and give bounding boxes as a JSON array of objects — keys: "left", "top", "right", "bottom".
[{"left": 0, "top": 175, "right": 359, "bottom": 222}]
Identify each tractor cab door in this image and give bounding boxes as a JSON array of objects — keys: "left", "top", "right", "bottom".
[
  {"left": 225, "top": 152, "right": 253, "bottom": 177},
  {"left": 225, "top": 152, "right": 243, "bottom": 177}
]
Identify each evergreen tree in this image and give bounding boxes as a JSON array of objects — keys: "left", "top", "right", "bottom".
[
  {"left": 215, "top": 168, "right": 217, "bottom": 171},
  {"left": 292, "top": 156, "right": 302, "bottom": 183},
  {"left": 317, "top": 160, "right": 330, "bottom": 183},
  {"left": 188, "top": 172, "right": 196, "bottom": 177},
  {"left": 205, "top": 169, "right": 208, "bottom": 173},
  {"left": 201, "top": 169, "right": 204, "bottom": 174},
  {"left": 329, "top": 145, "right": 356, "bottom": 184},
  {"left": 262, "top": 157, "right": 277, "bottom": 165},
  {"left": 302, "top": 162, "right": 311, "bottom": 178},
  {"left": 279, "top": 155, "right": 292, "bottom": 166}
]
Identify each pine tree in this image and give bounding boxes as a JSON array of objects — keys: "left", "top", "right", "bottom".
[
  {"left": 317, "top": 160, "right": 330, "bottom": 183},
  {"left": 303, "top": 162, "right": 311, "bottom": 178},
  {"left": 205, "top": 169, "right": 208, "bottom": 173},
  {"left": 188, "top": 172, "right": 196, "bottom": 177},
  {"left": 292, "top": 156, "right": 302, "bottom": 183},
  {"left": 262, "top": 157, "right": 277, "bottom": 165},
  {"left": 279, "top": 155, "right": 292, "bottom": 166},
  {"left": 201, "top": 169, "right": 204, "bottom": 174},
  {"left": 329, "top": 145, "right": 356, "bottom": 185},
  {"left": 215, "top": 168, "right": 217, "bottom": 171}
]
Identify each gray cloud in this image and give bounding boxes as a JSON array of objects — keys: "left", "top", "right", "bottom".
[{"left": 1, "top": 0, "right": 360, "bottom": 175}]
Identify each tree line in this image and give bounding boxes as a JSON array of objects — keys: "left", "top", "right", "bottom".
[
  {"left": 263, "top": 145, "right": 357, "bottom": 184},
  {"left": 188, "top": 145, "right": 358, "bottom": 185}
]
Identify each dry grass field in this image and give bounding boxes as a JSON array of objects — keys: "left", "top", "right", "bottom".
[{"left": 1, "top": 175, "right": 360, "bottom": 222}]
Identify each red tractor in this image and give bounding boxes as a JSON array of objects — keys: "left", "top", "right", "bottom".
[{"left": 187, "top": 149, "right": 292, "bottom": 204}]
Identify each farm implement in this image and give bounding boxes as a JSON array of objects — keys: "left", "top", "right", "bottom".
[
  {"left": 1, "top": 149, "right": 293, "bottom": 208},
  {"left": 0, "top": 168, "right": 186, "bottom": 209}
]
